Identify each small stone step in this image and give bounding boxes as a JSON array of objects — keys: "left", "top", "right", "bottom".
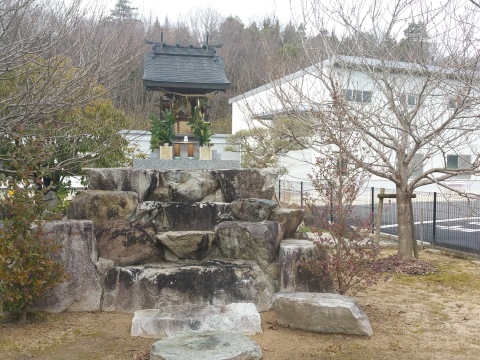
[
  {"left": 131, "top": 303, "right": 262, "bottom": 338},
  {"left": 150, "top": 331, "right": 263, "bottom": 360}
]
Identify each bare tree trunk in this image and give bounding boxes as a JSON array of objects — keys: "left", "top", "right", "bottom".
[
  {"left": 410, "top": 200, "right": 419, "bottom": 259},
  {"left": 397, "top": 186, "right": 413, "bottom": 260}
]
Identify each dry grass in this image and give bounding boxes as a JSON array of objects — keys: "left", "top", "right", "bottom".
[{"left": 2, "top": 250, "right": 480, "bottom": 360}]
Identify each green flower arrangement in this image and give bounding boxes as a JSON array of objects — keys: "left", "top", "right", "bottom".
[
  {"left": 150, "top": 109, "right": 176, "bottom": 149},
  {"left": 187, "top": 105, "right": 212, "bottom": 146}
]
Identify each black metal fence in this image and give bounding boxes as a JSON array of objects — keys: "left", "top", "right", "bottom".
[{"left": 276, "top": 179, "right": 480, "bottom": 255}]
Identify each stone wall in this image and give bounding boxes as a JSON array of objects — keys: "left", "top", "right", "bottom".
[{"left": 38, "top": 168, "right": 311, "bottom": 313}]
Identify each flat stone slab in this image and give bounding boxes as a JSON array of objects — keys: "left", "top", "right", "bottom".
[
  {"left": 133, "top": 202, "right": 233, "bottom": 231},
  {"left": 131, "top": 303, "right": 262, "bottom": 337},
  {"left": 102, "top": 260, "right": 274, "bottom": 312},
  {"left": 273, "top": 292, "right": 373, "bottom": 336},
  {"left": 150, "top": 331, "right": 263, "bottom": 360}
]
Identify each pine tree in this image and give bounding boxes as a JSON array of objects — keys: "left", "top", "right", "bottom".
[{"left": 110, "top": 0, "right": 137, "bottom": 20}]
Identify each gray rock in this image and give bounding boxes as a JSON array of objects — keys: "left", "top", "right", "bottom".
[
  {"left": 131, "top": 201, "right": 163, "bottom": 222},
  {"left": 273, "top": 292, "right": 373, "bottom": 336},
  {"left": 133, "top": 202, "right": 233, "bottom": 231},
  {"left": 32, "top": 220, "right": 102, "bottom": 312},
  {"left": 102, "top": 260, "right": 274, "bottom": 312},
  {"left": 86, "top": 168, "right": 278, "bottom": 203},
  {"left": 169, "top": 172, "right": 218, "bottom": 202},
  {"left": 231, "top": 198, "right": 278, "bottom": 221},
  {"left": 202, "top": 188, "right": 225, "bottom": 202},
  {"left": 131, "top": 303, "right": 262, "bottom": 337},
  {"left": 164, "top": 248, "right": 180, "bottom": 262},
  {"left": 86, "top": 168, "right": 167, "bottom": 202},
  {"left": 279, "top": 239, "right": 333, "bottom": 293},
  {"left": 212, "top": 168, "right": 278, "bottom": 202},
  {"left": 67, "top": 190, "right": 138, "bottom": 226},
  {"left": 269, "top": 207, "right": 305, "bottom": 239},
  {"left": 95, "top": 220, "right": 163, "bottom": 266},
  {"left": 156, "top": 231, "right": 215, "bottom": 260},
  {"left": 96, "top": 257, "right": 115, "bottom": 276},
  {"left": 215, "top": 221, "right": 283, "bottom": 268},
  {"left": 150, "top": 331, "right": 262, "bottom": 360}
]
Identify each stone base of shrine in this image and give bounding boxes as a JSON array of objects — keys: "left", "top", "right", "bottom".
[{"left": 133, "top": 159, "right": 241, "bottom": 170}]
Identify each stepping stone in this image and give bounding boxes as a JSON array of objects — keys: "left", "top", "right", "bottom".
[
  {"left": 150, "top": 331, "right": 263, "bottom": 360},
  {"left": 131, "top": 303, "right": 262, "bottom": 338},
  {"left": 273, "top": 292, "right": 373, "bottom": 336}
]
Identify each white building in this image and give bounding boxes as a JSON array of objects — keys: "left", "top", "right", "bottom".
[{"left": 228, "top": 56, "right": 480, "bottom": 193}]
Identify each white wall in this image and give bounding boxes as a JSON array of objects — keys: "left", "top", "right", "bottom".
[{"left": 229, "top": 59, "right": 480, "bottom": 193}]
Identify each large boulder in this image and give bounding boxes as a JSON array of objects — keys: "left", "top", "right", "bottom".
[
  {"left": 95, "top": 220, "right": 163, "bottom": 266},
  {"left": 215, "top": 221, "right": 283, "bottom": 268},
  {"left": 269, "top": 207, "right": 305, "bottom": 239},
  {"left": 133, "top": 202, "right": 233, "bottom": 231},
  {"left": 169, "top": 172, "right": 219, "bottom": 202},
  {"left": 131, "top": 303, "right": 262, "bottom": 338},
  {"left": 212, "top": 168, "right": 278, "bottom": 202},
  {"left": 273, "top": 292, "right": 373, "bottom": 336},
  {"left": 86, "top": 168, "right": 279, "bottom": 203},
  {"left": 279, "top": 239, "right": 332, "bottom": 292},
  {"left": 230, "top": 198, "right": 278, "bottom": 221},
  {"left": 150, "top": 332, "right": 263, "bottom": 360},
  {"left": 86, "top": 168, "right": 164, "bottom": 202},
  {"left": 32, "top": 220, "right": 102, "bottom": 312},
  {"left": 102, "top": 260, "right": 274, "bottom": 312},
  {"left": 67, "top": 190, "right": 138, "bottom": 226},
  {"left": 156, "top": 231, "right": 215, "bottom": 260}
]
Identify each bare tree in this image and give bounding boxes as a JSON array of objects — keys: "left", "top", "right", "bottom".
[
  {"left": 0, "top": 0, "right": 146, "bottom": 186},
  {"left": 187, "top": 6, "right": 224, "bottom": 44},
  {"left": 234, "top": 0, "right": 480, "bottom": 259}
]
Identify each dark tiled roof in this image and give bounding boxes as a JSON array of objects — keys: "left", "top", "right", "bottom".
[{"left": 143, "top": 43, "right": 231, "bottom": 93}]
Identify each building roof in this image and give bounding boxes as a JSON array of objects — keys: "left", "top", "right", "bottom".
[
  {"left": 143, "top": 41, "right": 231, "bottom": 94},
  {"left": 228, "top": 55, "right": 454, "bottom": 104}
]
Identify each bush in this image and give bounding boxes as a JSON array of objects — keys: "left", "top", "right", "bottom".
[
  {"left": 298, "top": 215, "right": 382, "bottom": 296},
  {"left": 0, "top": 179, "right": 67, "bottom": 323},
  {"left": 297, "top": 152, "right": 382, "bottom": 296}
]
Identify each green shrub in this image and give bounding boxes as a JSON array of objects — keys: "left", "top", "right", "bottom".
[
  {"left": 188, "top": 106, "right": 212, "bottom": 146},
  {"left": 150, "top": 109, "right": 177, "bottom": 149},
  {"left": 0, "top": 179, "right": 67, "bottom": 323}
]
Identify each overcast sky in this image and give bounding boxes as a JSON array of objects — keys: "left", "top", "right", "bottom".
[{"left": 133, "top": 0, "right": 299, "bottom": 24}]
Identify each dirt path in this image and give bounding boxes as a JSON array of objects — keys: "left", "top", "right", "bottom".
[{"left": 2, "top": 250, "right": 480, "bottom": 360}]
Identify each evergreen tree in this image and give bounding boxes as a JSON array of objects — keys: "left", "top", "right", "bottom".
[{"left": 110, "top": 0, "right": 137, "bottom": 20}]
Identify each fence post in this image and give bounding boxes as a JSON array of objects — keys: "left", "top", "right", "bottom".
[
  {"left": 300, "top": 181, "right": 304, "bottom": 207},
  {"left": 374, "top": 188, "right": 385, "bottom": 248},
  {"left": 371, "top": 187, "right": 375, "bottom": 233},
  {"left": 432, "top": 192, "right": 437, "bottom": 246},
  {"left": 278, "top": 180, "right": 281, "bottom": 203},
  {"left": 330, "top": 181, "right": 333, "bottom": 223}
]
